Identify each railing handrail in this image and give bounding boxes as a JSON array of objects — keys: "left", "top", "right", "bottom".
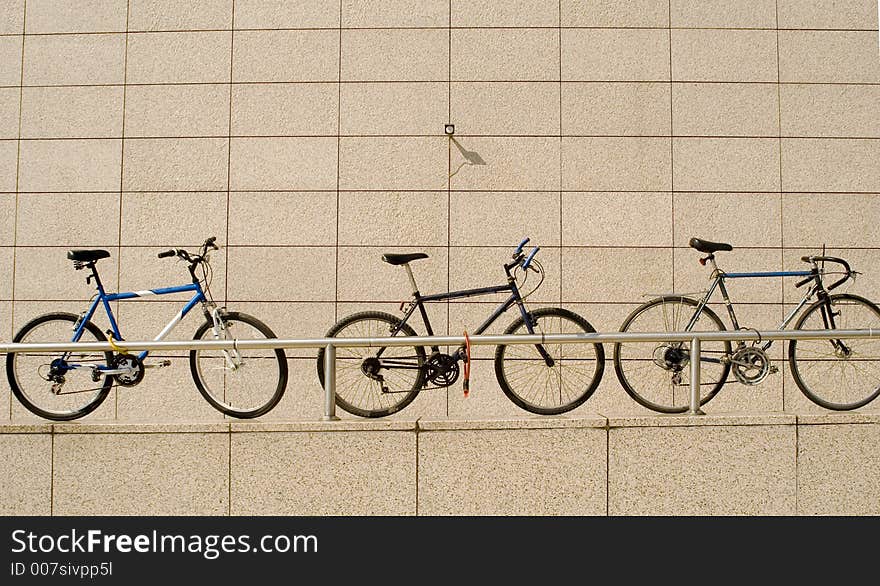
[
  {"left": 1, "top": 327, "right": 878, "bottom": 419},
  {"left": 0, "top": 327, "right": 878, "bottom": 354}
]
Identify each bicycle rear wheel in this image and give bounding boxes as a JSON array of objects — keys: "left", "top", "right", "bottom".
[
  {"left": 316, "top": 311, "right": 427, "bottom": 418},
  {"left": 613, "top": 296, "right": 731, "bottom": 413},
  {"left": 789, "top": 293, "right": 880, "bottom": 410},
  {"left": 6, "top": 312, "right": 113, "bottom": 421},
  {"left": 494, "top": 307, "right": 605, "bottom": 415},
  {"left": 190, "top": 311, "right": 288, "bottom": 419}
]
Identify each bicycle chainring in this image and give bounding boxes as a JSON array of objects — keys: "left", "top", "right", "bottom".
[
  {"left": 731, "top": 346, "right": 770, "bottom": 386},
  {"left": 112, "top": 354, "right": 145, "bottom": 387},
  {"left": 425, "top": 353, "right": 459, "bottom": 387}
]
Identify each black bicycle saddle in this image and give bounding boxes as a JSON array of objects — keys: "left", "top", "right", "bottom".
[
  {"left": 67, "top": 249, "right": 111, "bottom": 263},
  {"left": 382, "top": 253, "right": 429, "bottom": 265},
  {"left": 688, "top": 238, "right": 733, "bottom": 254}
]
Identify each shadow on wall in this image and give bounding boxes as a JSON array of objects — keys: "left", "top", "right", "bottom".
[{"left": 449, "top": 137, "right": 486, "bottom": 179}]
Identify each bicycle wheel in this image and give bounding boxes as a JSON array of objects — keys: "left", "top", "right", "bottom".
[
  {"left": 190, "top": 311, "right": 288, "bottom": 419},
  {"left": 789, "top": 293, "right": 880, "bottom": 410},
  {"left": 6, "top": 312, "right": 113, "bottom": 421},
  {"left": 316, "top": 311, "right": 427, "bottom": 418},
  {"left": 494, "top": 307, "right": 605, "bottom": 415},
  {"left": 613, "top": 296, "right": 731, "bottom": 413}
]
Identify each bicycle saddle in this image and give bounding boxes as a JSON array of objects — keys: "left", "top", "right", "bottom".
[
  {"left": 67, "top": 249, "right": 110, "bottom": 263},
  {"left": 382, "top": 253, "right": 429, "bottom": 265},
  {"left": 688, "top": 238, "right": 733, "bottom": 254}
]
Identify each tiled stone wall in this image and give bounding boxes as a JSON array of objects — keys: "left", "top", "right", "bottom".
[{"left": 1, "top": 1, "right": 878, "bottom": 422}]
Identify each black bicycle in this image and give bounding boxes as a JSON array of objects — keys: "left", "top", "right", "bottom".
[
  {"left": 317, "top": 238, "right": 605, "bottom": 418},
  {"left": 613, "top": 237, "right": 880, "bottom": 413}
]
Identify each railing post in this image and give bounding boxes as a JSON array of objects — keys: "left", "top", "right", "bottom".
[
  {"left": 322, "top": 343, "right": 339, "bottom": 421},
  {"left": 688, "top": 336, "right": 705, "bottom": 415}
]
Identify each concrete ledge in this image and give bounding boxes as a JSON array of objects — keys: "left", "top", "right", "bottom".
[{"left": 1, "top": 412, "right": 877, "bottom": 515}]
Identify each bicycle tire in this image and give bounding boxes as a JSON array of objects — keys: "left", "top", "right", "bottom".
[
  {"left": 494, "top": 307, "right": 605, "bottom": 415},
  {"left": 613, "top": 296, "right": 731, "bottom": 413},
  {"left": 6, "top": 312, "right": 113, "bottom": 421},
  {"left": 316, "top": 311, "right": 427, "bottom": 418},
  {"left": 190, "top": 311, "right": 288, "bottom": 419},
  {"left": 789, "top": 293, "right": 880, "bottom": 411}
]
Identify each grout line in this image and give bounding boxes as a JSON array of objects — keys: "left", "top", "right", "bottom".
[
  {"left": 558, "top": 0, "right": 563, "bottom": 304},
  {"left": 334, "top": 0, "right": 342, "bottom": 323},
  {"left": 224, "top": 1, "right": 236, "bottom": 305},
  {"left": 9, "top": 1, "right": 26, "bottom": 419},
  {"left": 4, "top": 80, "right": 880, "bottom": 89},
  {"left": 11, "top": 133, "right": 880, "bottom": 140},
  {"left": 7, "top": 26, "right": 880, "bottom": 35},
  {"left": 113, "top": 0, "right": 131, "bottom": 418},
  {"left": 446, "top": 0, "right": 451, "bottom": 417},
  {"left": 668, "top": 0, "right": 676, "bottom": 292},
  {"left": 776, "top": 0, "right": 787, "bottom": 410}
]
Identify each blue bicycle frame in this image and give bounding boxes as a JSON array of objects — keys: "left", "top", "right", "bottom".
[{"left": 72, "top": 277, "right": 208, "bottom": 370}]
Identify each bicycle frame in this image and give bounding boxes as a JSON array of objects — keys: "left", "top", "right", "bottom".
[
  {"left": 686, "top": 267, "right": 816, "bottom": 352},
  {"left": 69, "top": 267, "right": 210, "bottom": 373}
]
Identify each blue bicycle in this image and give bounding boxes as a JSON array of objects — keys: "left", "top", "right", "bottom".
[{"left": 6, "top": 237, "right": 288, "bottom": 420}]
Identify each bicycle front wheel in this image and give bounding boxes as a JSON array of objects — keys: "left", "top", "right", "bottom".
[
  {"left": 789, "top": 293, "right": 880, "bottom": 410},
  {"left": 190, "top": 312, "right": 288, "bottom": 419},
  {"left": 494, "top": 307, "right": 605, "bottom": 415},
  {"left": 6, "top": 312, "right": 113, "bottom": 421},
  {"left": 614, "top": 296, "right": 731, "bottom": 413},
  {"left": 316, "top": 311, "right": 427, "bottom": 418}
]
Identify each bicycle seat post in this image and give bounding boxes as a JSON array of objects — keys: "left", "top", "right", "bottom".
[{"left": 402, "top": 262, "right": 419, "bottom": 296}]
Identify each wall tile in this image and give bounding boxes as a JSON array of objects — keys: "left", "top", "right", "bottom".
[
  {"left": 0, "top": 36, "right": 22, "bottom": 85},
  {"left": 673, "top": 138, "right": 780, "bottom": 192},
  {"left": 126, "top": 84, "right": 229, "bottom": 137},
  {"left": 670, "top": 0, "right": 777, "bottom": 28},
  {"left": 120, "top": 192, "right": 227, "bottom": 245},
  {"left": 0, "top": 0, "right": 24, "bottom": 34},
  {"left": 562, "top": 28, "right": 670, "bottom": 82},
  {"left": 340, "top": 136, "right": 446, "bottom": 191},
  {"left": 234, "top": 0, "right": 340, "bottom": 29},
  {"left": 672, "top": 83, "right": 779, "bottom": 137},
  {"left": 338, "top": 191, "right": 447, "bottom": 247},
  {"left": 123, "top": 138, "right": 228, "bottom": 191},
  {"left": 450, "top": 136, "right": 560, "bottom": 192},
  {"left": 563, "top": 137, "right": 671, "bottom": 191},
  {"left": 344, "top": 29, "right": 447, "bottom": 82},
  {"left": 129, "top": 0, "right": 233, "bottom": 31},
  {"left": 779, "top": 31, "right": 880, "bottom": 83},
  {"left": 127, "top": 31, "right": 231, "bottom": 84},
  {"left": 454, "top": 29, "right": 559, "bottom": 82},
  {"left": 781, "top": 84, "right": 880, "bottom": 138},
  {"left": 346, "top": 0, "right": 448, "bottom": 27},
  {"left": 561, "top": 0, "right": 669, "bottom": 27},
  {"left": 563, "top": 192, "right": 672, "bottom": 247},
  {"left": 672, "top": 30, "right": 778, "bottom": 82},
  {"left": 26, "top": 0, "right": 127, "bottom": 34},
  {"left": 24, "top": 34, "right": 125, "bottom": 85},
  {"left": 16, "top": 193, "right": 120, "bottom": 246},
  {"left": 562, "top": 82, "right": 670, "bottom": 136},
  {"left": 450, "top": 191, "right": 561, "bottom": 247},
  {"left": 229, "top": 192, "right": 337, "bottom": 246},
  {"left": 452, "top": 0, "right": 558, "bottom": 27},
  {"left": 230, "top": 137, "right": 337, "bottom": 191},
  {"left": 342, "top": 82, "right": 447, "bottom": 135},
  {"left": 452, "top": 82, "right": 559, "bottom": 136},
  {"left": 778, "top": 0, "right": 879, "bottom": 29},
  {"left": 0, "top": 88, "right": 19, "bottom": 139},
  {"left": 782, "top": 138, "right": 880, "bottom": 193},
  {"left": 21, "top": 86, "right": 123, "bottom": 138},
  {"left": 673, "top": 193, "right": 781, "bottom": 248},
  {"left": 783, "top": 193, "right": 880, "bottom": 248},
  {"left": 19, "top": 139, "right": 121, "bottom": 192},
  {"left": 233, "top": 83, "right": 337, "bottom": 136},
  {"left": 234, "top": 30, "right": 338, "bottom": 82}
]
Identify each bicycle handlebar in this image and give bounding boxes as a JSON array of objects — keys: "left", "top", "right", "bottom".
[
  {"left": 513, "top": 237, "right": 530, "bottom": 258},
  {"left": 800, "top": 255, "right": 854, "bottom": 291},
  {"left": 522, "top": 246, "right": 540, "bottom": 270},
  {"left": 157, "top": 249, "right": 176, "bottom": 259},
  {"left": 157, "top": 237, "right": 219, "bottom": 264}
]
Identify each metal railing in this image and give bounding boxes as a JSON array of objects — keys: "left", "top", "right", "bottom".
[{"left": 1, "top": 327, "right": 878, "bottom": 419}]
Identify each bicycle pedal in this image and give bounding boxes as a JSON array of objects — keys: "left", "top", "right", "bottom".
[
  {"left": 145, "top": 360, "right": 172, "bottom": 368},
  {"left": 769, "top": 365, "right": 779, "bottom": 374}
]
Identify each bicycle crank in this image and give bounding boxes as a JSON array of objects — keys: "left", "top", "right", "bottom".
[{"left": 731, "top": 346, "right": 777, "bottom": 386}]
